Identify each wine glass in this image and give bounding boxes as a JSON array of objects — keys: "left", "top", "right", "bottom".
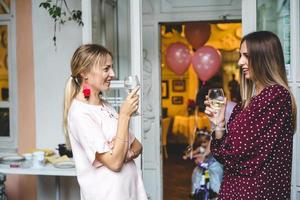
[
  {"left": 183, "top": 144, "right": 193, "bottom": 160},
  {"left": 208, "top": 88, "right": 225, "bottom": 130},
  {"left": 124, "top": 75, "right": 140, "bottom": 116}
]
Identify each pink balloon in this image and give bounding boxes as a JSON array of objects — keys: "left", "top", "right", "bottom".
[
  {"left": 192, "top": 46, "right": 222, "bottom": 82},
  {"left": 185, "top": 22, "right": 211, "bottom": 49},
  {"left": 166, "top": 42, "right": 192, "bottom": 75}
]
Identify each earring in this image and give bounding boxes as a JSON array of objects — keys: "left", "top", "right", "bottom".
[{"left": 82, "top": 78, "right": 91, "bottom": 99}]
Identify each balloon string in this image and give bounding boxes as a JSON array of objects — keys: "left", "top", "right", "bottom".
[{"left": 202, "top": 81, "right": 206, "bottom": 86}]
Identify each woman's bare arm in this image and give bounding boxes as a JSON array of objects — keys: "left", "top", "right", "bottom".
[{"left": 95, "top": 87, "right": 139, "bottom": 172}]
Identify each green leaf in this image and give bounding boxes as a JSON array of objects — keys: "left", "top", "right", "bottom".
[
  {"left": 39, "top": 2, "right": 51, "bottom": 9},
  {"left": 39, "top": 0, "right": 84, "bottom": 47}
]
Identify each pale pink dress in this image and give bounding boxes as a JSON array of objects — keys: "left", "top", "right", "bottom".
[{"left": 68, "top": 99, "right": 147, "bottom": 200}]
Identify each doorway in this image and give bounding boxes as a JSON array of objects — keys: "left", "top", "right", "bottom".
[{"left": 160, "top": 21, "right": 242, "bottom": 200}]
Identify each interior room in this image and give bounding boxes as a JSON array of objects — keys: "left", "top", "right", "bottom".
[{"left": 161, "top": 21, "right": 242, "bottom": 200}]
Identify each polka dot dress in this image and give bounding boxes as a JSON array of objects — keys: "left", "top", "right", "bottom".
[{"left": 211, "top": 84, "right": 294, "bottom": 200}]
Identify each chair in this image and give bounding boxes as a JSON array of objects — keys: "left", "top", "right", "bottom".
[{"left": 162, "top": 117, "right": 171, "bottom": 159}]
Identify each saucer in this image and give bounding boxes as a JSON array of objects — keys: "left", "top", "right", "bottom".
[
  {"left": 0, "top": 155, "right": 25, "bottom": 164},
  {"left": 53, "top": 161, "right": 75, "bottom": 169}
]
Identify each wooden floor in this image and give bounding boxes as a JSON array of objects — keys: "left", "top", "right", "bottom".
[{"left": 163, "top": 145, "right": 195, "bottom": 200}]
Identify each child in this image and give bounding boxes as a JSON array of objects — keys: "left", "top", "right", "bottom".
[{"left": 183, "top": 128, "right": 223, "bottom": 200}]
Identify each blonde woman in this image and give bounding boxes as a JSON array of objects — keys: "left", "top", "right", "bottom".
[
  {"left": 205, "top": 31, "right": 297, "bottom": 199},
  {"left": 63, "top": 44, "right": 147, "bottom": 200}
]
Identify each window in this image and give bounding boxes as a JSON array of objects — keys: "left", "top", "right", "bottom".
[
  {"left": 91, "top": 0, "right": 119, "bottom": 76},
  {"left": 257, "top": 0, "right": 291, "bottom": 79},
  {"left": 0, "top": 0, "right": 17, "bottom": 150},
  {"left": 90, "top": 0, "right": 130, "bottom": 111}
]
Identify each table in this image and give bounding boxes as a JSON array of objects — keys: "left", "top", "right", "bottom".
[
  {"left": 172, "top": 113, "right": 211, "bottom": 144},
  {"left": 0, "top": 164, "right": 76, "bottom": 200}
]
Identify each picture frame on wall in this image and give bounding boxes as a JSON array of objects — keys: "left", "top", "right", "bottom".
[
  {"left": 162, "top": 80, "right": 169, "bottom": 99},
  {"left": 172, "top": 80, "right": 186, "bottom": 92},
  {"left": 172, "top": 96, "right": 184, "bottom": 105}
]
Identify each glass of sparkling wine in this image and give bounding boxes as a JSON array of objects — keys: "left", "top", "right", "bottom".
[
  {"left": 208, "top": 88, "right": 225, "bottom": 129},
  {"left": 124, "top": 75, "right": 140, "bottom": 116}
]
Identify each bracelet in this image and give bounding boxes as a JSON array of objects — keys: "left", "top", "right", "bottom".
[
  {"left": 215, "top": 121, "right": 226, "bottom": 131},
  {"left": 115, "top": 136, "right": 129, "bottom": 143},
  {"left": 215, "top": 126, "right": 226, "bottom": 131},
  {"left": 217, "top": 120, "right": 225, "bottom": 127}
]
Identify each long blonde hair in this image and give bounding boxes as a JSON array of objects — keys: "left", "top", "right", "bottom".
[
  {"left": 240, "top": 31, "right": 297, "bottom": 131},
  {"left": 63, "top": 44, "right": 112, "bottom": 149}
]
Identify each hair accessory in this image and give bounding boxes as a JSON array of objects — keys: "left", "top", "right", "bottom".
[
  {"left": 70, "top": 75, "right": 80, "bottom": 86},
  {"left": 83, "top": 84, "right": 91, "bottom": 99}
]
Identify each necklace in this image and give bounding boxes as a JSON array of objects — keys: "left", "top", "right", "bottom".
[{"left": 100, "top": 105, "right": 118, "bottom": 119}]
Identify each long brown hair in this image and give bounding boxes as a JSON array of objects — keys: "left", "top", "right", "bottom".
[
  {"left": 240, "top": 31, "right": 297, "bottom": 131},
  {"left": 63, "top": 44, "right": 112, "bottom": 148}
]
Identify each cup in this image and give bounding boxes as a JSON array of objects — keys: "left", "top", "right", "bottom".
[
  {"left": 32, "top": 151, "right": 45, "bottom": 168},
  {"left": 22, "top": 153, "right": 33, "bottom": 168}
]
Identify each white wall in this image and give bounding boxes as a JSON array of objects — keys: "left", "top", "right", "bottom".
[
  {"left": 32, "top": 1, "right": 82, "bottom": 199},
  {"left": 32, "top": 1, "right": 82, "bottom": 150}
]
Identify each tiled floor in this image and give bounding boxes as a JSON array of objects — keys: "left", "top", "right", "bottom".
[{"left": 163, "top": 145, "right": 195, "bottom": 200}]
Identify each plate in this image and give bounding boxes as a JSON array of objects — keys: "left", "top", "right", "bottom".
[
  {"left": 0, "top": 155, "right": 25, "bottom": 164},
  {"left": 54, "top": 161, "right": 75, "bottom": 169}
]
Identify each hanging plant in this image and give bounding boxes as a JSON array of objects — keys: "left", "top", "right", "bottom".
[{"left": 39, "top": 0, "right": 84, "bottom": 47}]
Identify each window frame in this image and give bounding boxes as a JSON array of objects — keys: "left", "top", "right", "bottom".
[{"left": 0, "top": 0, "right": 18, "bottom": 151}]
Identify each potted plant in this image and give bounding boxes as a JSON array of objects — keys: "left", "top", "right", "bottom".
[{"left": 39, "top": 0, "right": 83, "bottom": 47}]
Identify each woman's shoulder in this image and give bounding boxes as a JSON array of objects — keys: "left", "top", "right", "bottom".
[
  {"left": 264, "top": 84, "right": 289, "bottom": 94},
  {"left": 68, "top": 100, "right": 105, "bottom": 129},
  {"left": 250, "top": 84, "right": 291, "bottom": 112},
  {"left": 69, "top": 99, "right": 117, "bottom": 120},
  {"left": 258, "top": 84, "right": 290, "bottom": 102},
  {"left": 69, "top": 99, "right": 98, "bottom": 118}
]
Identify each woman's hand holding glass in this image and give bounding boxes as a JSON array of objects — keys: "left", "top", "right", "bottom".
[
  {"left": 120, "top": 86, "right": 140, "bottom": 117},
  {"left": 124, "top": 75, "right": 140, "bottom": 116},
  {"left": 204, "top": 88, "right": 227, "bottom": 132}
]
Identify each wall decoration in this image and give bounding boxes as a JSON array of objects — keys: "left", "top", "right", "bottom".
[
  {"left": 172, "top": 80, "right": 185, "bottom": 92},
  {"left": 172, "top": 96, "right": 184, "bottom": 105},
  {"left": 162, "top": 80, "right": 169, "bottom": 99}
]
